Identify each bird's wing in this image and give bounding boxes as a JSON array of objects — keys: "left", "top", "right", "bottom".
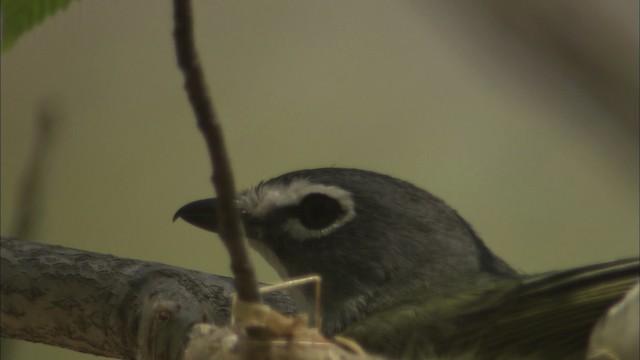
[
  {"left": 342, "top": 258, "right": 639, "bottom": 360},
  {"left": 457, "top": 258, "right": 640, "bottom": 360}
]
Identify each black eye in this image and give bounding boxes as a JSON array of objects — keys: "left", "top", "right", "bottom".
[{"left": 298, "top": 193, "right": 344, "bottom": 229}]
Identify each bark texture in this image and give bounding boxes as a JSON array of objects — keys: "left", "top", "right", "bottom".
[{"left": 0, "top": 237, "right": 296, "bottom": 359}]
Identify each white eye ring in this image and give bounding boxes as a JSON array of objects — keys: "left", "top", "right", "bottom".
[
  {"left": 237, "top": 179, "right": 356, "bottom": 240},
  {"left": 284, "top": 212, "right": 355, "bottom": 240}
]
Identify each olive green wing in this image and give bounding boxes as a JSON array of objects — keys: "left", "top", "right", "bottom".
[
  {"left": 457, "top": 258, "right": 639, "bottom": 360},
  {"left": 342, "top": 258, "right": 639, "bottom": 360}
]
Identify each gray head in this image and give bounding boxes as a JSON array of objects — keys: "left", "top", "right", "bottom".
[{"left": 175, "top": 168, "right": 516, "bottom": 334}]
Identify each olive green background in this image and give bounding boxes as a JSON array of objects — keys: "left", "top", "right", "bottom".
[{"left": 1, "top": 1, "right": 638, "bottom": 359}]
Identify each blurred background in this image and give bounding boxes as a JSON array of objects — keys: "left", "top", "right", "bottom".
[{"left": 1, "top": 0, "right": 638, "bottom": 359}]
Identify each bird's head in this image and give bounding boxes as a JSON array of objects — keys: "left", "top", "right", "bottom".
[{"left": 174, "top": 168, "right": 515, "bottom": 333}]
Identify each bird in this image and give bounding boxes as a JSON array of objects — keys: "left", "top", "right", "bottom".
[{"left": 174, "top": 168, "right": 639, "bottom": 359}]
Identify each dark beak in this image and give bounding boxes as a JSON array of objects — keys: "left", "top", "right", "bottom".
[{"left": 173, "top": 198, "right": 220, "bottom": 233}]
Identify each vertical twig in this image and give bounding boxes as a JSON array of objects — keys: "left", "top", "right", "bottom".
[
  {"left": 172, "top": 0, "right": 260, "bottom": 303},
  {"left": 12, "top": 101, "right": 59, "bottom": 239}
]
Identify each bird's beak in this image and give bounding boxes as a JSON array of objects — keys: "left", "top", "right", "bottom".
[{"left": 173, "top": 198, "right": 220, "bottom": 233}]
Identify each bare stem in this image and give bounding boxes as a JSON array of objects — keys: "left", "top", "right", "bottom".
[
  {"left": 171, "top": 0, "right": 259, "bottom": 303},
  {"left": 11, "top": 101, "right": 59, "bottom": 239}
]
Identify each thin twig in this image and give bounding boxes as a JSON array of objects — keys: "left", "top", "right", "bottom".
[
  {"left": 12, "top": 101, "right": 59, "bottom": 239},
  {"left": 172, "top": 0, "right": 260, "bottom": 303}
]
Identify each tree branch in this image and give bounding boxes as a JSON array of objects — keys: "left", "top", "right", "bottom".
[{"left": 0, "top": 237, "right": 296, "bottom": 359}]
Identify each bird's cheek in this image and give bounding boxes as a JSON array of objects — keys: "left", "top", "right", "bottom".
[
  {"left": 241, "top": 215, "right": 267, "bottom": 240},
  {"left": 244, "top": 224, "right": 282, "bottom": 246}
]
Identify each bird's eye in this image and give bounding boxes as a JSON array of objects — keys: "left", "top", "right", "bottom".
[{"left": 298, "top": 193, "right": 344, "bottom": 229}]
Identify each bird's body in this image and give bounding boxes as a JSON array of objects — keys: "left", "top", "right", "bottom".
[{"left": 175, "top": 168, "right": 639, "bottom": 359}]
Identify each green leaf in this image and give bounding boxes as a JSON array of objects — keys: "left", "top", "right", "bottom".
[{"left": 1, "top": 0, "right": 78, "bottom": 52}]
